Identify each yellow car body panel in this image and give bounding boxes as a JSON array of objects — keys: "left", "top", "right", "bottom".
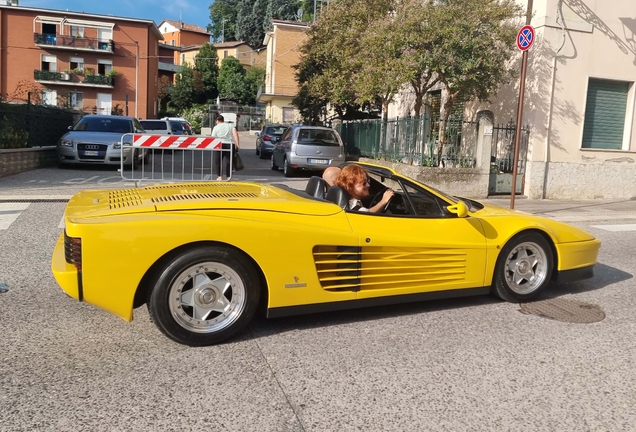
[{"left": 52, "top": 165, "right": 601, "bottom": 327}]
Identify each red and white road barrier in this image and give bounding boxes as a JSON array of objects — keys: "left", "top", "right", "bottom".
[{"left": 131, "top": 134, "right": 225, "bottom": 150}]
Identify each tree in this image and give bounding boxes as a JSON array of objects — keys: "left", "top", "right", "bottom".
[
  {"left": 217, "top": 56, "right": 249, "bottom": 103},
  {"left": 171, "top": 64, "right": 200, "bottom": 111},
  {"left": 194, "top": 43, "right": 220, "bottom": 102},
  {"left": 264, "top": 0, "right": 300, "bottom": 32},
  {"left": 208, "top": 0, "right": 239, "bottom": 42},
  {"left": 245, "top": 66, "right": 266, "bottom": 105},
  {"left": 157, "top": 75, "right": 173, "bottom": 112},
  {"left": 235, "top": 0, "right": 268, "bottom": 47}
]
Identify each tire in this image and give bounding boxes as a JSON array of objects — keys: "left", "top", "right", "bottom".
[
  {"left": 259, "top": 150, "right": 268, "bottom": 160},
  {"left": 147, "top": 246, "right": 261, "bottom": 346},
  {"left": 255, "top": 145, "right": 260, "bottom": 156},
  {"left": 283, "top": 157, "right": 295, "bottom": 177},
  {"left": 270, "top": 154, "right": 279, "bottom": 171},
  {"left": 492, "top": 232, "right": 553, "bottom": 302}
]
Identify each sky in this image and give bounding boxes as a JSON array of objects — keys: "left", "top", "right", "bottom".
[{"left": 20, "top": 0, "right": 213, "bottom": 36}]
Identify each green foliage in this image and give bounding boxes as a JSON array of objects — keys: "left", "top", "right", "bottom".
[
  {"left": 111, "top": 103, "right": 124, "bottom": 116},
  {"left": 179, "top": 104, "right": 208, "bottom": 134},
  {"left": 170, "top": 63, "right": 200, "bottom": 111},
  {"left": 208, "top": 0, "right": 239, "bottom": 42},
  {"left": 195, "top": 43, "right": 220, "bottom": 101},
  {"left": 235, "top": 0, "right": 268, "bottom": 47},
  {"left": 264, "top": 0, "right": 300, "bottom": 32},
  {"left": 298, "top": 0, "right": 522, "bottom": 121},
  {"left": 217, "top": 57, "right": 249, "bottom": 103},
  {"left": 245, "top": 66, "right": 266, "bottom": 105}
]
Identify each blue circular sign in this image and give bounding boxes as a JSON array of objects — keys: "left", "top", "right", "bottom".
[{"left": 517, "top": 25, "right": 535, "bottom": 51}]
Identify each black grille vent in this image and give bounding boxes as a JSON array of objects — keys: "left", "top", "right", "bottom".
[
  {"left": 152, "top": 192, "right": 259, "bottom": 202},
  {"left": 64, "top": 231, "right": 82, "bottom": 268},
  {"left": 145, "top": 183, "right": 237, "bottom": 190},
  {"left": 109, "top": 189, "right": 143, "bottom": 209}
]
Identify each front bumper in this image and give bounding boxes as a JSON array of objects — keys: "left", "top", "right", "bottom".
[{"left": 57, "top": 146, "right": 136, "bottom": 165}]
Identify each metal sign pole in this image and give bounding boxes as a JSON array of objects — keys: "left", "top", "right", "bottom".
[{"left": 510, "top": 0, "right": 534, "bottom": 210}]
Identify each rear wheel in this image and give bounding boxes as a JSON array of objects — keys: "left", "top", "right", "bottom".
[
  {"left": 259, "top": 150, "right": 268, "bottom": 159},
  {"left": 255, "top": 145, "right": 260, "bottom": 156},
  {"left": 283, "top": 157, "right": 295, "bottom": 177},
  {"left": 147, "top": 246, "right": 260, "bottom": 346},
  {"left": 270, "top": 154, "right": 279, "bottom": 171},
  {"left": 493, "top": 232, "right": 553, "bottom": 302}
]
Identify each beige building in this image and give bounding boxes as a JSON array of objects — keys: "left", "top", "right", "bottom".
[
  {"left": 214, "top": 41, "right": 266, "bottom": 69},
  {"left": 158, "top": 20, "right": 210, "bottom": 66},
  {"left": 389, "top": 0, "right": 636, "bottom": 200},
  {"left": 258, "top": 20, "right": 310, "bottom": 124}
]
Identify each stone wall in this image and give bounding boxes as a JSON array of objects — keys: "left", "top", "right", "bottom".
[{"left": 0, "top": 147, "right": 57, "bottom": 178}]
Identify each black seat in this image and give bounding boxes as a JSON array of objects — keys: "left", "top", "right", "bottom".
[
  {"left": 305, "top": 176, "right": 327, "bottom": 199},
  {"left": 325, "top": 186, "right": 350, "bottom": 210}
]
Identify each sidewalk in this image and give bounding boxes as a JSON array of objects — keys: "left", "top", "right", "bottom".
[{"left": 481, "top": 197, "right": 636, "bottom": 222}]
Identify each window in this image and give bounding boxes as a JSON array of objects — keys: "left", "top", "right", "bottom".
[
  {"left": 41, "top": 89, "right": 57, "bottom": 106},
  {"left": 70, "top": 57, "right": 84, "bottom": 73},
  {"left": 171, "top": 40, "right": 176, "bottom": 46},
  {"left": 70, "top": 26, "right": 84, "bottom": 37},
  {"left": 582, "top": 78, "right": 632, "bottom": 150},
  {"left": 181, "top": 54, "right": 185, "bottom": 64},
  {"left": 42, "top": 23, "right": 56, "bottom": 35},
  {"left": 97, "top": 59, "right": 112, "bottom": 75},
  {"left": 224, "top": 50, "right": 228, "bottom": 58},
  {"left": 41, "top": 54, "right": 56, "bottom": 72},
  {"left": 70, "top": 92, "right": 83, "bottom": 109}
]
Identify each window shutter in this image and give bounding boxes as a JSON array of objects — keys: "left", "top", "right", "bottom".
[{"left": 582, "top": 79, "right": 629, "bottom": 149}]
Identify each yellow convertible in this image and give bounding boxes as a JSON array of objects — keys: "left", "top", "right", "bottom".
[{"left": 52, "top": 162, "right": 601, "bottom": 346}]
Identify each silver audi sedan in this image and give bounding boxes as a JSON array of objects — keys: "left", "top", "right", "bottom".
[{"left": 57, "top": 115, "right": 146, "bottom": 167}]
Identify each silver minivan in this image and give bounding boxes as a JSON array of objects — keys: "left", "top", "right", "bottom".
[
  {"left": 270, "top": 125, "right": 345, "bottom": 177},
  {"left": 139, "top": 119, "right": 184, "bottom": 135}
]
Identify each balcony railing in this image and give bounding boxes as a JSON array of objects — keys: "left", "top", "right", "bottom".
[
  {"left": 34, "top": 70, "right": 71, "bottom": 82},
  {"left": 258, "top": 84, "right": 299, "bottom": 96},
  {"left": 34, "top": 70, "right": 114, "bottom": 87},
  {"left": 83, "top": 75, "right": 114, "bottom": 86},
  {"left": 34, "top": 33, "right": 115, "bottom": 53}
]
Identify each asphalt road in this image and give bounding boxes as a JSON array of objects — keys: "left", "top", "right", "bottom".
[{"left": 1, "top": 132, "right": 635, "bottom": 431}]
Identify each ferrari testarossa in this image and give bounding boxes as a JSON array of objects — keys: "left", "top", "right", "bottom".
[{"left": 52, "top": 162, "right": 601, "bottom": 346}]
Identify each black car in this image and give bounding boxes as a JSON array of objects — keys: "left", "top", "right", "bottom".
[{"left": 255, "top": 124, "right": 287, "bottom": 159}]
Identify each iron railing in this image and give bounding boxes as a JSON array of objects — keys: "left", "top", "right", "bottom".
[
  {"left": 34, "top": 33, "right": 114, "bottom": 53},
  {"left": 336, "top": 115, "right": 478, "bottom": 168},
  {"left": 490, "top": 122, "right": 530, "bottom": 173}
]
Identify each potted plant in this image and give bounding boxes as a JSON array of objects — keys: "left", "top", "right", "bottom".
[{"left": 61, "top": 70, "right": 70, "bottom": 80}]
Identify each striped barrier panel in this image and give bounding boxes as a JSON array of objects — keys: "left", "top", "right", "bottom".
[{"left": 119, "top": 133, "right": 235, "bottom": 186}]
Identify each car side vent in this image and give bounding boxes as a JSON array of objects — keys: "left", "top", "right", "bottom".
[
  {"left": 108, "top": 189, "right": 143, "bottom": 209},
  {"left": 313, "top": 245, "right": 467, "bottom": 292},
  {"left": 151, "top": 192, "right": 260, "bottom": 202}
]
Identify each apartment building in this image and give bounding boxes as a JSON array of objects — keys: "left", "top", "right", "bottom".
[
  {"left": 0, "top": 4, "right": 163, "bottom": 118},
  {"left": 258, "top": 20, "right": 310, "bottom": 124},
  {"left": 214, "top": 41, "right": 266, "bottom": 69},
  {"left": 158, "top": 19, "right": 210, "bottom": 66}
]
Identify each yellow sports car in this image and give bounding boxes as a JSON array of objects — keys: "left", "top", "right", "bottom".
[{"left": 52, "top": 162, "right": 601, "bottom": 346}]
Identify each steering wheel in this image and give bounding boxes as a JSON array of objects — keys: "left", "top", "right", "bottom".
[{"left": 369, "top": 189, "right": 394, "bottom": 213}]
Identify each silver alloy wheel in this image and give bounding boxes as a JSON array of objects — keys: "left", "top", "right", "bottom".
[
  {"left": 168, "top": 262, "right": 247, "bottom": 334},
  {"left": 504, "top": 241, "right": 548, "bottom": 295}
]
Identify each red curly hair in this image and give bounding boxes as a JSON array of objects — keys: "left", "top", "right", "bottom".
[{"left": 334, "top": 164, "right": 368, "bottom": 199}]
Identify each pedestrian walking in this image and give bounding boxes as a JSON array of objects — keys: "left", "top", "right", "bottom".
[{"left": 211, "top": 115, "right": 240, "bottom": 181}]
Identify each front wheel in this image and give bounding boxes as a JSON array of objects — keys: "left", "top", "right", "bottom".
[
  {"left": 493, "top": 232, "right": 553, "bottom": 302},
  {"left": 147, "top": 246, "right": 261, "bottom": 346}
]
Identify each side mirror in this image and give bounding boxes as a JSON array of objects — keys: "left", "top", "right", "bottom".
[
  {"left": 447, "top": 200, "right": 469, "bottom": 218},
  {"left": 254, "top": 132, "right": 260, "bottom": 136},
  {"left": 67, "top": 126, "right": 72, "bottom": 130}
]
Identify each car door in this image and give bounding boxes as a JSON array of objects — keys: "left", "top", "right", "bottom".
[
  {"left": 343, "top": 178, "right": 488, "bottom": 300},
  {"left": 274, "top": 127, "right": 292, "bottom": 165}
]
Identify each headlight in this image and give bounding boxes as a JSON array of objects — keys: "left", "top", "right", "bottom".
[
  {"left": 60, "top": 139, "right": 73, "bottom": 147},
  {"left": 114, "top": 142, "right": 121, "bottom": 149}
]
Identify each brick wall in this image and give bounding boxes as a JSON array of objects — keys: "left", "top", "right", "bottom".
[{"left": 0, "top": 147, "right": 57, "bottom": 178}]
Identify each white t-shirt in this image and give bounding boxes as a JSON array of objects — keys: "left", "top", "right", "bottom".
[
  {"left": 349, "top": 198, "right": 369, "bottom": 212},
  {"left": 211, "top": 122, "right": 235, "bottom": 142}
]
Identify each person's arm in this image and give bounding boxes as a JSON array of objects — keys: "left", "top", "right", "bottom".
[
  {"left": 369, "top": 189, "right": 395, "bottom": 213},
  {"left": 232, "top": 128, "right": 240, "bottom": 149}
]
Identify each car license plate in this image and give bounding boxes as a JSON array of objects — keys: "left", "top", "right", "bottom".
[
  {"left": 82, "top": 151, "right": 99, "bottom": 156},
  {"left": 308, "top": 158, "right": 328, "bottom": 164}
]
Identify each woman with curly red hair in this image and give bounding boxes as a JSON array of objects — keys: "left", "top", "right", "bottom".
[{"left": 334, "top": 165, "right": 394, "bottom": 213}]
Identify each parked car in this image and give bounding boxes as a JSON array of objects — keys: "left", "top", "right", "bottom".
[
  {"left": 57, "top": 115, "right": 146, "bottom": 167},
  {"left": 51, "top": 162, "right": 601, "bottom": 346},
  {"left": 140, "top": 119, "right": 184, "bottom": 135},
  {"left": 271, "top": 124, "right": 346, "bottom": 177},
  {"left": 255, "top": 124, "right": 287, "bottom": 159},
  {"left": 161, "top": 117, "right": 193, "bottom": 135}
]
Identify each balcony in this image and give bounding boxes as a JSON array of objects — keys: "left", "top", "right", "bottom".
[
  {"left": 34, "top": 70, "right": 115, "bottom": 88},
  {"left": 34, "top": 33, "right": 115, "bottom": 54},
  {"left": 257, "top": 84, "right": 298, "bottom": 102}
]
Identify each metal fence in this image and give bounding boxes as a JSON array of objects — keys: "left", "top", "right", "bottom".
[
  {"left": 491, "top": 122, "right": 530, "bottom": 173},
  {"left": 336, "top": 115, "right": 479, "bottom": 168},
  {"left": 0, "top": 102, "right": 79, "bottom": 149}
]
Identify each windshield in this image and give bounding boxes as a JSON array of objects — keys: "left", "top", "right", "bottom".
[
  {"left": 296, "top": 129, "right": 340, "bottom": 147},
  {"left": 265, "top": 126, "right": 286, "bottom": 136},
  {"left": 140, "top": 120, "right": 167, "bottom": 130},
  {"left": 74, "top": 117, "right": 133, "bottom": 133}
]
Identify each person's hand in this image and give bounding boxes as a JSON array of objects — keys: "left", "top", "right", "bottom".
[{"left": 382, "top": 189, "right": 395, "bottom": 204}]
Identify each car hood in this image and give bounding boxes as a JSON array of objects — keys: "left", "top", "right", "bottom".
[
  {"left": 63, "top": 182, "right": 341, "bottom": 220},
  {"left": 61, "top": 131, "right": 130, "bottom": 144}
]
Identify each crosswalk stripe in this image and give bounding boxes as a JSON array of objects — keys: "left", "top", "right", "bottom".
[
  {"left": 591, "top": 224, "right": 636, "bottom": 232},
  {"left": 0, "top": 203, "right": 30, "bottom": 230},
  {"left": 58, "top": 216, "right": 65, "bottom": 229}
]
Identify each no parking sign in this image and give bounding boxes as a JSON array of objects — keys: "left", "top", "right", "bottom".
[{"left": 517, "top": 25, "right": 535, "bottom": 51}]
